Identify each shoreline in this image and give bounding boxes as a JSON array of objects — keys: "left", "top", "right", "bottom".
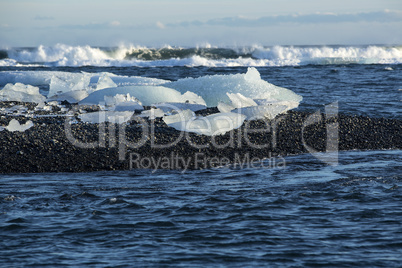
[{"left": 0, "top": 104, "right": 400, "bottom": 174}]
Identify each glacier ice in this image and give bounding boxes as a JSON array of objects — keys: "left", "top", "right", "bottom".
[
  {"left": 79, "top": 86, "right": 206, "bottom": 107},
  {"left": 163, "top": 110, "right": 246, "bottom": 136},
  {"left": 3, "top": 119, "right": 34, "bottom": 132},
  {"left": 78, "top": 111, "right": 134, "bottom": 124},
  {"left": 0, "top": 69, "right": 304, "bottom": 136},
  {"left": 163, "top": 67, "right": 302, "bottom": 107},
  {"left": 48, "top": 73, "right": 91, "bottom": 97},
  {"left": 0, "top": 83, "right": 46, "bottom": 103}
]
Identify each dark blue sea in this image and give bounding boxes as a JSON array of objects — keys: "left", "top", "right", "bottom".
[{"left": 1, "top": 45, "right": 401, "bottom": 267}]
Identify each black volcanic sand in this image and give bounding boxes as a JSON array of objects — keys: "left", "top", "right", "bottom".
[{"left": 0, "top": 103, "right": 400, "bottom": 173}]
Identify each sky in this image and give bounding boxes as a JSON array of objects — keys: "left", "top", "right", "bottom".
[{"left": 0, "top": 0, "right": 401, "bottom": 47}]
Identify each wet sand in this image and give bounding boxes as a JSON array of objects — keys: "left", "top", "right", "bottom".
[{"left": 0, "top": 103, "right": 400, "bottom": 173}]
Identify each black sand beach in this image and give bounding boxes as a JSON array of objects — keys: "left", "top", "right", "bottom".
[{"left": 0, "top": 102, "right": 400, "bottom": 173}]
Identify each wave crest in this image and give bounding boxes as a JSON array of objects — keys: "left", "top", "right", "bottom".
[{"left": 1, "top": 44, "right": 402, "bottom": 67}]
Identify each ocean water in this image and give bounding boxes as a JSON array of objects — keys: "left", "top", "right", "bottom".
[{"left": 1, "top": 44, "right": 402, "bottom": 267}]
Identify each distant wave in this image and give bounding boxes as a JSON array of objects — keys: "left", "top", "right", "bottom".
[{"left": 1, "top": 44, "right": 402, "bottom": 67}]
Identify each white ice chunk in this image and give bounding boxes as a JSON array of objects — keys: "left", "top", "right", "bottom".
[
  {"left": 4, "top": 119, "right": 34, "bottom": 132},
  {"left": 138, "top": 108, "right": 165, "bottom": 119},
  {"left": 164, "top": 67, "right": 302, "bottom": 107},
  {"left": 0, "top": 83, "right": 46, "bottom": 103},
  {"left": 43, "top": 105, "right": 53, "bottom": 111},
  {"left": 79, "top": 86, "right": 205, "bottom": 107},
  {"left": 164, "top": 110, "right": 246, "bottom": 136},
  {"left": 48, "top": 73, "right": 91, "bottom": 97},
  {"left": 78, "top": 111, "right": 134, "bottom": 124}
]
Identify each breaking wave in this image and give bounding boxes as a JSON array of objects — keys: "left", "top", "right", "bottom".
[{"left": 1, "top": 43, "right": 402, "bottom": 67}]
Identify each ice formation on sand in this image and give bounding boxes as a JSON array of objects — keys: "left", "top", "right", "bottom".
[
  {"left": 163, "top": 67, "right": 302, "bottom": 108},
  {"left": 0, "top": 68, "right": 302, "bottom": 136},
  {"left": 1, "top": 119, "right": 34, "bottom": 132},
  {"left": 79, "top": 86, "right": 206, "bottom": 106},
  {"left": 0, "top": 83, "right": 46, "bottom": 103},
  {"left": 163, "top": 109, "right": 246, "bottom": 136}
]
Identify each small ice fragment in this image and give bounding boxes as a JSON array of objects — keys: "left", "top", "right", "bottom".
[
  {"left": 0, "top": 83, "right": 46, "bottom": 103},
  {"left": 5, "top": 119, "right": 34, "bottom": 132},
  {"left": 43, "top": 105, "right": 53, "bottom": 111}
]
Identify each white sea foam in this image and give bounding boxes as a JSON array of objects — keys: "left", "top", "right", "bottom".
[{"left": 2, "top": 44, "right": 402, "bottom": 67}]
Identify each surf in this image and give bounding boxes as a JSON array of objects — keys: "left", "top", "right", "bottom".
[{"left": 1, "top": 44, "right": 402, "bottom": 67}]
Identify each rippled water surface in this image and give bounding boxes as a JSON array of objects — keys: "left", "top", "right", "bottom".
[{"left": 1, "top": 150, "right": 401, "bottom": 267}]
